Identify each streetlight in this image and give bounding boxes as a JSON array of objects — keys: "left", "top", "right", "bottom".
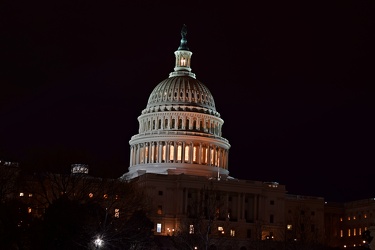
[{"left": 94, "top": 236, "right": 104, "bottom": 249}]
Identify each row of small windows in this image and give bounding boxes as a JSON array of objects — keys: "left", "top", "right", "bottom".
[
  {"left": 131, "top": 141, "right": 228, "bottom": 168},
  {"left": 20, "top": 192, "right": 120, "bottom": 200},
  {"left": 341, "top": 213, "right": 371, "bottom": 221},
  {"left": 19, "top": 192, "right": 121, "bottom": 218},
  {"left": 341, "top": 227, "right": 368, "bottom": 237},
  {"left": 140, "top": 116, "right": 221, "bottom": 136},
  {"left": 156, "top": 222, "right": 236, "bottom": 237}
]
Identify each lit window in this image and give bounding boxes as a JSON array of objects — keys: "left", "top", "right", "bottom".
[
  {"left": 28, "top": 193, "right": 33, "bottom": 197},
  {"left": 340, "top": 230, "right": 343, "bottom": 237},
  {"left": 103, "top": 194, "right": 108, "bottom": 199},
  {"left": 157, "top": 205, "right": 162, "bottom": 215},
  {"left": 177, "top": 145, "right": 182, "bottom": 161},
  {"left": 354, "top": 228, "right": 356, "bottom": 236},
  {"left": 181, "top": 57, "right": 186, "bottom": 66},
  {"left": 189, "top": 225, "right": 194, "bottom": 234},
  {"left": 162, "top": 145, "right": 166, "bottom": 162},
  {"left": 19, "top": 193, "right": 24, "bottom": 197},
  {"left": 348, "top": 216, "right": 351, "bottom": 221},
  {"left": 348, "top": 229, "right": 351, "bottom": 237},
  {"left": 359, "top": 228, "right": 362, "bottom": 235},
  {"left": 145, "top": 146, "right": 149, "bottom": 163},
  {"left": 340, "top": 217, "right": 343, "bottom": 222},
  {"left": 28, "top": 207, "right": 32, "bottom": 213},
  {"left": 287, "top": 224, "right": 292, "bottom": 230},
  {"left": 353, "top": 216, "right": 356, "bottom": 220},
  {"left": 115, "top": 208, "right": 120, "bottom": 218},
  {"left": 169, "top": 145, "right": 174, "bottom": 161},
  {"left": 184, "top": 146, "right": 189, "bottom": 162},
  {"left": 157, "top": 223, "right": 162, "bottom": 233},
  {"left": 89, "top": 193, "right": 93, "bottom": 198},
  {"left": 364, "top": 214, "right": 367, "bottom": 219},
  {"left": 230, "top": 229, "right": 235, "bottom": 237},
  {"left": 193, "top": 146, "right": 198, "bottom": 162}
]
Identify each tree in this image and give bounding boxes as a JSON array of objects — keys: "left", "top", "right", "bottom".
[
  {"left": 0, "top": 199, "right": 35, "bottom": 250},
  {"left": 0, "top": 162, "right": 20, "bottom": 202},
  {"left": 362, "top": 229, "right": 373, "bottom": 248},
  {"left": 172, "top": 180, "right": 233, "bottom": 250},
  {"left": 282, "top": 205, "right": 325, "bottom": 250},
  {"left": 33, "top": 195, "right": 105, "bottom": 250},
  {"left": 22, "top": 169, "right": 154, "bottom": 249}
]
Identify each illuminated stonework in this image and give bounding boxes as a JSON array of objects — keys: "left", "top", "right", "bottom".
[
  {"left": 121, "top": 26, "right": 231, "bottom": 180},
  {"left": 71, "top": 164, "right": 89, "bottom": 174}
]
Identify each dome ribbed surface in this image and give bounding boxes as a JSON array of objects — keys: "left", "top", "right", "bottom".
[{"left": 146, "top": 76, "right": 216, "bottom": 111}]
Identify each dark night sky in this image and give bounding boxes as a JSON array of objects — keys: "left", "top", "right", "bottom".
[{"left": 1, "top": 0, "right": 374, "bottom": 202}]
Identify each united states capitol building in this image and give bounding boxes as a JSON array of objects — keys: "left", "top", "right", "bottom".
[{"left": 2, "top": 26, "right": 375, "bottom": 250}]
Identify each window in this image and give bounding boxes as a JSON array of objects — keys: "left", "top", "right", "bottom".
[
  {"left": 169, "top": 145, "right": 174, "bottom": 161},
  {"left": 287, "top": 224, "right": 292, "bottom": 230},
  {"left": 177, "top": 145, "right": 182, "bottom": 161},
  {"left": 230, "top": 229, "right": 235, "bottom": 237},
  {"left": 156, "top": 223, "right": 162, "bottom": 233},
  {"left": 157, "top": 205, "right": 162, "bottom": 215},
  {"left": 270, "top": 200, "right": 274, "bottom": 205},
  {"left": 19, "top": 193, "right": 24, "bottom": 197},
  {"left": 189, "top": 225, "right": 194, "bottom": 234},
  {"left": 28, "top": 193, "right": 33, "bottom": 197},
  {"left": 193, "top": 145, "right": 198, "bottom": 163},
  {"left": 270, "top": 214, "right": 274, "bottom": 223},
  {"left": 115, "top": 208, "right": 120, "bottom": 218},
  {"left": 184, "top": 146, "right": 189, "bottom": 162},
  {"left": 158, "top": 191, "right": 163, "bottom": 195}
]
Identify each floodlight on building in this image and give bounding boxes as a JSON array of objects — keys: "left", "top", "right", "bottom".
[{"left": 71, "top": 164, "right": 89, "bottom": 174}]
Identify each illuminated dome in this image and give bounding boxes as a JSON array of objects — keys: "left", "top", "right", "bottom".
[
  {"left": 143, "top": 76, "right": 219, "bottom": 117},
  {"left": 121, "top": 25, "right": 230, "bottom": 180}
]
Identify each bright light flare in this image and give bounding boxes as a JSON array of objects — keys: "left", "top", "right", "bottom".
[{"left": 94, "top": 237, "right": 104, "bottom": 247}]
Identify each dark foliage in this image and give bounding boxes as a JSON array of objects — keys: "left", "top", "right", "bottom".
[
  {"left": 35, "top": 195, "right": 105, "bottom": 250},
  {"left": 0, "top": 199, "right": 34, "bottom": 250}
]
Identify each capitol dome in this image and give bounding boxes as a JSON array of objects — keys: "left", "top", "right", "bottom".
[
  {"left": 143, "top": 76, "right": 219, "bottom": 117},
  {"left": 121, "top": 25, "right": 231, "bottom": 180}
]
